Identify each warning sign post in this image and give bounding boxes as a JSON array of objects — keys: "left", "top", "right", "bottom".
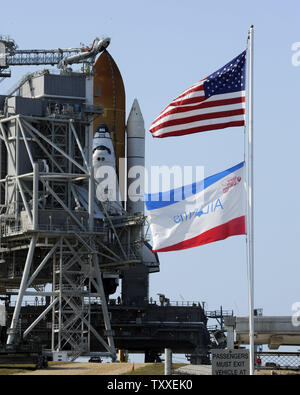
[{"left": 212, "top": 349, "right": 250, "bottom": 375}]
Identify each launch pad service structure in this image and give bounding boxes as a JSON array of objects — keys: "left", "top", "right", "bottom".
[{"left": 0, "top": 35, "right": 212, "bottom": 364}]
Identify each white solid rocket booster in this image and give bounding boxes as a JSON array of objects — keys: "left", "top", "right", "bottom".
[
  {"left": 126, "top": 99, "right": 145, "bottom": 215},
  {"left": 122, "top": 99, "right": 159, "bottom": 305}
]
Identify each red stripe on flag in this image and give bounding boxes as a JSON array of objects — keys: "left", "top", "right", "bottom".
[
  {"left": 152, "top": 120, "right": 245, "bottom": 138},
  {"left": 151, "top": 96, "right": 246, "bottom": 125},
  {"left": 171, "top": 96, "right": 207, "bottom": 106},
  {"left": 150, "top": 108, "right": 245, "bottom": 133},
  {"left": 153, "top": 216, "right": 246, "bottom": 253},
  {"left": 174, "top": 83, "right": 205, "bottom": 100}
]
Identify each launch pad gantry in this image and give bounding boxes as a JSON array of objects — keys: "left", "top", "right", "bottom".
[{"left": 0, "top": 36, "right": 150, "bottom": 361}]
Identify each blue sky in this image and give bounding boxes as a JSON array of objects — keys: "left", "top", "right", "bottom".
[{"left": 2, "top": 0, "right": 300, "bottom": 317}]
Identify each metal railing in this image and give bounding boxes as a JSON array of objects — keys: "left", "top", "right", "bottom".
[
  {"left": 8, "top": 299, "right": 47, "bottom": 308},
  {"left": 206, "top": 310, "right": 234, "bottom": 318},
  {"left": 0, "top": 222, "right": 106, "bottom": 237},
  {"left": 148, "top": 300, "right": 204, "bottom": 307}
]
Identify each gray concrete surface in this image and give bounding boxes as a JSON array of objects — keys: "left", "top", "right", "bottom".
[{"left": 174, "top": 365, "right": 212, "bottom": 375}]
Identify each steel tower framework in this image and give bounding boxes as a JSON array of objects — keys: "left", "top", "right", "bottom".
[{"left": 0, "top": 111, "right": 144, "bottom": 361}]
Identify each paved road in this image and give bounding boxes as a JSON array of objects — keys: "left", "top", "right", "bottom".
[{"left": 174, "top": 365, "right": 212, "bottom": 375}]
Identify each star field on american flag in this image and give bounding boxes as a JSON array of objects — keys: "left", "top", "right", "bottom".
[
  {"left": 150, "top": 50, "right": 247, "bottom": 138},
  {"left": 204, "top": 51, "right": 246, "bottom": 98}
]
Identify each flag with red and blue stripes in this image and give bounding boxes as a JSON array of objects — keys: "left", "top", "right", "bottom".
[
  {"left": 150, "top": 50, "right": 246, "bottom": 138},
  {"left": 145, "top": 162, "right": 246, "bottom": 252}
]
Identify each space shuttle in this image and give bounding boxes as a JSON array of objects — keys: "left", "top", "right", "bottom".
[
  {"left": 92, "top": 50, "right": 159, "bottom": 303},
  {"left": 92, "top": 122, "right": 123, "bottom": 215}
]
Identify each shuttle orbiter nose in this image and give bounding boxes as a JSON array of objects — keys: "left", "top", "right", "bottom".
[{"left": 93, "top": 123, "right": 116, "bottom": 169}]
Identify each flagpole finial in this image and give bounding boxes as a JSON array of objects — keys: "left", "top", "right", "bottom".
[{"left": 248, "top": 25, "right": 254, "bottom": 41}]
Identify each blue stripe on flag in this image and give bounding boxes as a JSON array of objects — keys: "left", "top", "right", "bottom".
[{"left": 145, "top": 162, "right": 244, "bottom": 211}]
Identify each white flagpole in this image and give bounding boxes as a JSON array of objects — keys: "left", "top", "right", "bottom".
[{"left": 247, "top": 25, "right": 255, "bottom": 375}]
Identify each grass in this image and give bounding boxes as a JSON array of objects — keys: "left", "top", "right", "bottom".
[
  {"left": 0, "top": 364, "right": 36, "bottom": 375},
  {"left": 124, "top": 363, "right": 187, "bottom": 375},
  {"left": 0, "top": 361, "right": 72, "bottom": 375}
]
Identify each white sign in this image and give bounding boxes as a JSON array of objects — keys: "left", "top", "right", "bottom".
[{"left": 212, "top": 349, "right": 250, "bottom": 375}]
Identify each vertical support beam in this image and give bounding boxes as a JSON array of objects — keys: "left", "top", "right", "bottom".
[
  {"left": 86, "top": 70, "right": 95, "bottom": 233},
  {"left": 87, "top": 275, "right": 91, "bottom": 352},
  {"left": 51, "top": 254, "right": 56, "bottom": 351},
  {"left": 58, "top": 237, "right": 63, "bottom": 351},
  {"left": 15, "top": 119, "right": 19, "bottom": 220},
  {"left": 226, "top": 325, "right": 235, "bottom": 349},
  {"left": 93, "top": 253, "right": 116, "bottom": 360},
  {"left": 85, "top": 72, "right": 94, "bottom": 168},
  {"left": 68, "top": 122, "right": 72, "bottom": 211},
  {"left": 33, "top": 162, "right": 39, "bottom": 231},
  {"left": 88, "top": 166, "right": 94, "bottom": 232},
  {"left": 7, "top": 235, "right": 37, "bottom": 344},
  {"left": 0, "top": 129, "right": 3, "bottom": 207},
  {"left": 164, "top": 348, "right": 172, "bottom": 375}
]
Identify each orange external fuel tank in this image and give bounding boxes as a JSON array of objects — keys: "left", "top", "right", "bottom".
[{"left": 93, "top": 50, "right": 126, "bottom": 179}]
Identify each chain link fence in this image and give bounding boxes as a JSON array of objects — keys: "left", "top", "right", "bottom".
[{"left": 256, "top": 352, "right": 300, "bottom": 370}]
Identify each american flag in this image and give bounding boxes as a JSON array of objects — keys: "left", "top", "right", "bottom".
[{"left": 150, "top": 50, "right": 246, "bottom": 138}]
